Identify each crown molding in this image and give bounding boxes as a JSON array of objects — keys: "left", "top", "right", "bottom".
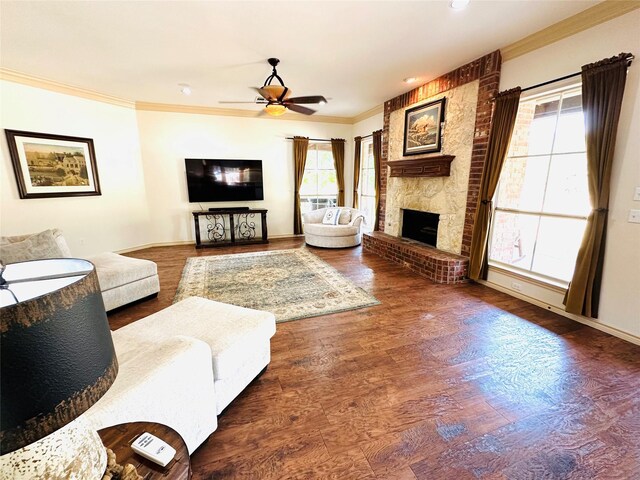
[
  {"left": 135, "top": 101, "right": 353, "bottom": 124},
  {"left": 0, "top": 68, "right": 136, "bottom": 108},
  {"left": 1, "top": 67, "right": 378, "bottom": 125},
  {"left": 351, "top": 104, "right": 384, "bottom": 124},
  {"left": 501, "top": 0, "right": 640, "bottom": 61}
]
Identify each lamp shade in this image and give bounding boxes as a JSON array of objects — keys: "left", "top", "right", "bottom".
[{"left": 0, "top": 258, "right": 118, "bottom": 455}]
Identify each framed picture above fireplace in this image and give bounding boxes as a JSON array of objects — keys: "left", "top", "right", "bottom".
[{"left": 403, "top": 98, "right": 446, "bottom": 156}]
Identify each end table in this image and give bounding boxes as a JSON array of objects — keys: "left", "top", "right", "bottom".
[{"left": 98, "top": 422, "right": 191, "bottom": 479}]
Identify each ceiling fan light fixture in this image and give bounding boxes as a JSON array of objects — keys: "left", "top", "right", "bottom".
[{"left": 265, "top": 104, "right": 287, "bottom": 117}]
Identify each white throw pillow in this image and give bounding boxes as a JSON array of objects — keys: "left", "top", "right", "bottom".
[
  {"left": 338, "top": 209, "right": 352, "bottom": 225},
  {"left": 321, "top": 208, "right": 342, "bottom": 225}
]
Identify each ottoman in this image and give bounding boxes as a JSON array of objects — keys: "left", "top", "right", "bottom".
[
  {"left": 84, "top": 335, "right": 218, "bottom": 454},
  {"left": 114, "top": 296, "right": 277, "bottom": 414},
  {"left": 87, "top": 252, "right": 160, "bottom": 311}
]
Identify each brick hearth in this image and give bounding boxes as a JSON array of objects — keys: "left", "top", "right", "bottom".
[{"left": 363, "top": 231, "right": 468, "bottom": 284}]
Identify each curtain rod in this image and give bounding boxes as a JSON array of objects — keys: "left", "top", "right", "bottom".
[
  {"left": 521, "top": 54, "right": 634, "bottom": 93},
  {"left": 285, "top": 137, "right": 334, "bottom": 142}
]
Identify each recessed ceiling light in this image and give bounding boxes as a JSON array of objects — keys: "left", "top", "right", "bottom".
[
  {"left": 178, "top": 83, "right": 192, "bottom": 95},
  {"left": 403, "top": 77, "right": 418, "bottom": 84},
  {"left": 450, "top": 0, "right": 470, "bottom": 10}
]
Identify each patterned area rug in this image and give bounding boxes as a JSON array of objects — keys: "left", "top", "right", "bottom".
[{"left": 174, "top": 248, "right": 379, "bottom": 323}]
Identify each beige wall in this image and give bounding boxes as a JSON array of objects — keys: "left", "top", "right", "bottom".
[
  {"left": 491, "top": 10, "right": 640, "bottom": 341},
  {"left": 0, "top": 80, "right": 152, "bottom": 256},
  {"left": 135, "top": 110, "right": 353, "bottom": 242}
]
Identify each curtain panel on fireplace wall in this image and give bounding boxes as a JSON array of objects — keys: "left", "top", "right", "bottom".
[
  {"left": 353, "top": 136, "right": 362, "bottom": 209},
  {"left": 372, "top": 130, "right": 382, "bottom": 231},
  {"left": 564, "top": 53, "right": 632, "bottom": 318},
  {"left": 468, "top": 88, "right": 522, "bottom": 281}
]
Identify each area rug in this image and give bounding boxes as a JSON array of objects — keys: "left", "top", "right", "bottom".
[{"left": 174, "top": 248, "right": 379, "bottom": 323}]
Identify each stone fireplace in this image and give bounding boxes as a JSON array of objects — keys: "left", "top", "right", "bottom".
[
  {"left": 362, "top": 52, "right": 502, "bottom": 284},
  {"left": 401, "top": 209, "right": 439, "bottom": 247}
]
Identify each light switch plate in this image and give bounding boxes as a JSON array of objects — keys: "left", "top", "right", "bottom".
[
  {"left": 629, "top": 209, "right": 640, "bottom": 224},
  {"left": 634, "top": 187, "right": 640, "bottom": 201}
]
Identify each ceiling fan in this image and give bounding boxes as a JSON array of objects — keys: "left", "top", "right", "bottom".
[{"left": 220, "top": 58, "right": 327, "bottom": 116}]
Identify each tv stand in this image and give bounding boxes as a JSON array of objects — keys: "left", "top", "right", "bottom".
[
  {"left": 208, "top": 207, "right": 250, "bottom": 212},
  {"left": 192, "top": 209, "right": 268, "bottom": 248}
]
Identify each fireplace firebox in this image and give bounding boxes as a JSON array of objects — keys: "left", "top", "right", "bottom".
[{"left": 401, "top": 209, "right": 440, "bottom": 247}]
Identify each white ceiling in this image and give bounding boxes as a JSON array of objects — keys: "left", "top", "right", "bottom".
[{"left": 1, "top": 1, "right": 600, "bottom": 118}]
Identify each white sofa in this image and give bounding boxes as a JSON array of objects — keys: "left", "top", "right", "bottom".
[
  {"left": 85, "top": 296, "right": 277, "bottom": 453},
  {"left": 0, "top": 229, "right": 160, "bottom": 311},
  {"left": 303, "top": 207, "right": 365, "bottom": 248}
]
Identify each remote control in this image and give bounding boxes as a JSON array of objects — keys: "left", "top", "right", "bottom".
[{"left": 131, "top": 432, "right": 176, "bottom": 467}]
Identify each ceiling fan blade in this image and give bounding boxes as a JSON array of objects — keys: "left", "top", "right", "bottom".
[
  {"left": 285, "top": 96, "right": 327, "bottom": 105},
  {"left": 219, "top": 101, "right": 262, "bottom": 104},
  {"left": 286, "top": 104, "right": 316, "bottom": 115}
]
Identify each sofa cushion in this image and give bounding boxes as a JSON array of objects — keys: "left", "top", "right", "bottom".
[
  {"left": 87, "top": 252, "right": 158, "bottom": 292},
  {"left": 0, "top": 229, "right": 64, "bottom": 263},
  {"left": 303, "top": 223, "right": 359, "bottom": 237},
  {"left": 113, "top": 296, "right": 276, "bottom": 381}
]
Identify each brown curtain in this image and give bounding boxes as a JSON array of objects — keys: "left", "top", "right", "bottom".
[
  {"left": 468, "top": 88, "right": 522, "bottom": 280},
  {"left": 353, "top": 136, "right": 362, "bottom": 209},
  {"left": 372, "top": 130, "right": 382, "bottom": 231},
  {"left": 293, "top": 136, "right": 309, "bottom": 235},
  {"left": 565, "top": 53, "right": 632, "bottom": 318},
  {"left": 331, "top": 138, "right": 346, "bottom": 206}
]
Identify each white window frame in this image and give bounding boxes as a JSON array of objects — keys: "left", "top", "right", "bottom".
[{"left": 488, "top": 83, "right": 589, "bottom": 287}]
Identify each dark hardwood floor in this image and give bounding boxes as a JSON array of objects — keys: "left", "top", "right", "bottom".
[{"left": 109, "top": 238, "right": 640, "bottom": 479}]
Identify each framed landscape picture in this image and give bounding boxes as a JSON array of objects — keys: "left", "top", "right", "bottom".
[
  {"left": 403, "top": 98, "right": 446, "bottom": 156},
  {"left": 5, "top": 129, "right": 101, "bottom": 199}
]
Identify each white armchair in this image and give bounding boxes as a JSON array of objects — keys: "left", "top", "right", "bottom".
[{"left": 303, "top": 207, "right": 365, "bottom": 248}]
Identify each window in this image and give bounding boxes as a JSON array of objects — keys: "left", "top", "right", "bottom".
[
  {"left": 488, "top": 85, "right": 590, "bottom": 285},
  {"left": 358, "top": 138, "right": 376, "bottom": 231},
  {"left": 300, "top": 142, "right": 337, "bottom": 213}
]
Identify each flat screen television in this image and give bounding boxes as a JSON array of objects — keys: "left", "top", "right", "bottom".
[{"left": 185, "top": 159, "right": 264, "bottom": 202}]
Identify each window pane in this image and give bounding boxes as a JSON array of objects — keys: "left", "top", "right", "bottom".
[
  {"left": 543, "top": 153, "right": 590, "bottom": 216},
  {"left": 552, "top": 93, "right": 585, "bottom": 154},
  {"left": 300, "top": 171, "right": 317, "bottom": 195},
  {"left": 489, "top": 211, "right": 540, "bottom": 271},
  {"left": 526, "top": 97, "right": 560, "bottom": 155},
  {"left": 360, "top": 196, "right": 375, "bottom": 232},
  {"left": 318, "top": 170, "right": 337, "bottom": 195},
  {"left": 359, "top": 169, "right": 369, "bottom": 196},
  {"left": 497, "top": 155, "right": 550, "bottom": 211},
  {"left": 532, "top": 217, "right": 586, "bottom": 282},
  {"left": 318, "top": 149, "right": 334, "bottom": 169},
  {"left": 366, "top": 169, "right": 375, "bottom": 195}
]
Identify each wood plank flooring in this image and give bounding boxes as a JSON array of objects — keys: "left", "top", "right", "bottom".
[{"left": 109, "top": 238, "right": 640, "bottom": 479}]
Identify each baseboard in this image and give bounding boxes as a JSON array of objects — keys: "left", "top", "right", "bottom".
[
  {"left": 479, "top": 279, "right": 640, "bottom": 346},
  {"left": 115, "top": 234, "right": 302, "bottom": 254}
]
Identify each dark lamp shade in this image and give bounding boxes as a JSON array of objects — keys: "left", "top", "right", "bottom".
[{"left": 0, "top": 258, "right": 118, "bottom": 454}]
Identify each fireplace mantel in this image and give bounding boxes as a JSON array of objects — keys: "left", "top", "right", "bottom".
[{"left": 388, "top": 155, "right": 455, "bottom": 178}]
